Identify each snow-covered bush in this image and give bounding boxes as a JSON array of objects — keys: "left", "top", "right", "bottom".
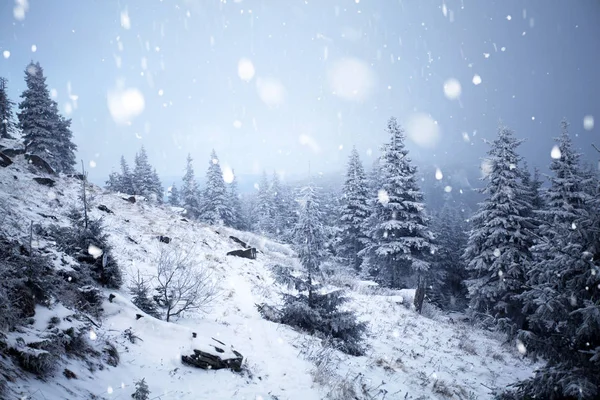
[
  {"left": 280, "top": 290, "right": 367, "bottom": 356},
  {"left": 128, "top": 271, "right": 160, "bottom": 319},
  {"left": 132, "top": 378, "right": 151, "bottom": 400}
]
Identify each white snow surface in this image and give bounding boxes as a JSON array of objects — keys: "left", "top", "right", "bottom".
[{"left": 0, "top": 151, "right": 536, "bottom": 399}]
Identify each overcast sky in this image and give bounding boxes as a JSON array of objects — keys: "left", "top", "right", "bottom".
[{"left": 1, "top": 0, "right": 599, "bottom": 185}]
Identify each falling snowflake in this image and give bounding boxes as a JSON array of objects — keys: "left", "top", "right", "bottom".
[
  {"left": 328, "top": 57, "right": 375, "bottom": 102},
  {"left": 443, "top": 78, "right": 461, "bottom": 100},
  {"left": 31, "top": 44, "right": 37, "bottom": 52},
  {"left": 107, "top": 86, "right": 145, "bottom": 125},
  {"left": 256, "top": 77, "right": 285, "bottom": 107},
  {"left": 89, "top": 329, "right": 97, "bottom": 340},
  {"left": 472, "top": 74, "right": 482, "bottom": 85},
  {"left": 506, "top": 15, "right": 512, "bottom": 20},
  {"left": 120, "top": 9, "right": 131, "bottom": 29},
  {"left": 2, "top": 50, "right": 10, "bottom": 59},
  {"left": 107, "top": 386, "right": 113, "bottom": 394},
  {"left": 406, "top": 113, "right": 440, "bottom": 148},
  {"left": 444, "top": 186, "right": 452, "bottom": 193},
  {"left": 89, "top": 160, "right": 97, "bottom": 168},
  {"left": 435, "top": 168, "right": 443, "bottom": 180},
  {"left": 222, "top": 166, "right": 234, "bottom": 184},
  {"left": 238, "top": 58, "right": 255, "bottom": 81},
  {"left": 551, "top": 145, "right": 561, "bottom": 159},
  {"left": 88, "top": 244, "right": 103, "bottom": 259},
  {"left": 583, "top": 115, "right": 594, "bottom": 131},
  {"left": 233, "top": 120, "right": 242, "bottom": 129},
  {"left": 493, "top": 248, "right": 501, "bottom": 257},
  {"left": 377, "top": 189, "right": 390, "bottom": 205},
  {"left": 516, "top": 339, "right": 527, "bottom": 355}
]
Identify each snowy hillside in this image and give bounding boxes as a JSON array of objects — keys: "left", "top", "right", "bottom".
[{"left": 0, "top": 153, "right": 535, "bottom": 400}]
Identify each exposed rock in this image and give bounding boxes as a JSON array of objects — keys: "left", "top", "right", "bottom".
[
  {"left": 136, "top": 314, "right": 144, "bottom": 320},
  {"left": 63, "top": 369, "right": 77, "bottom": 379},
  {"left": 181, "top": 218, "right": 189, "bottom": 222},
  {"left": 108, "top": 294, "right": 116, "bottom": 303},
  {"left": 158, "top": 236, "right": 171, "bottom": 244},
  {"left": 33, "top": 177, "right": 56, "bottom": 187},
  {"left": 127, "top": 236, "right": 138, "bottom": 244},
  {"left": 123, "top": 196, "right": 136, "bottom": 204},
  {"left": 226, "top": 248, "right": 257, "bottom": 260},
  {"left": 25, "top": 154, "right": 55, "bottom": 175},
  {"left": 1, "top": 147, "right": 25, "bottom": 157},
  {"left": 181, "top": 338, "right": 243, "bottom": 372},
  {"left": 37, "top": 212, "right": 58, "bottom": 221},
  {"left": 0, "top": 152, "right": 13, "bottom": 167},
  {"left": 229, "top": 236, "right": 249, "bottom": 249},
  {"left": 98, "top": 204, "right": 114, "bottom": 214}
]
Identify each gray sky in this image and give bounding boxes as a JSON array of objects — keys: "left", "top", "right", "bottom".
[{"left": 1, "top": 0, "right": 599, "bottom": 186}]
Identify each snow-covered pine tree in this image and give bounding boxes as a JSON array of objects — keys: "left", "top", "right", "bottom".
[
  {"left": 132, "top": 146, "right": 155, "bottom": 199},
  {"left": 463, "top": 125, "right": 535, "bottom": 336},
  {"left": 18, "top": 62, "right": 77, "bottom": 172},
  {"left": 150, "top": 168, "right": 163, "bottom": 203},
  {"left": 105, "top": 171, "right": 121, "bottom": 192},
  {"left": 119, "top": 155, "right": 134, "bottom": 194},
  {"left": 131, "top": 378, "right": 150, "bottom": 400},
  {"left": 430, "top": 200, "right": 469, "bottom": 311},
  {"left": 228, "top": 170, "right": 244, "bottom": 230},
  {"left": 293, "top": 182, "right": 327, "bottom": 306},
  {"left": 510, "top": 121, "right": 600, "bottom": 398},
  {"left": 360, "top": 117, "right": 434, "bottom": 290},
  {"left": 338, "top": 146, "right": 370, "bottom": 271},
  {"left": 254, "top": 171, "right": 274, "bottom": 234},
  {"left": 168, "top": 184, "right": 181, "bottom": 207},
  {"left": 0, "top": 77, "right": 18, "bottom": 139},
  {"left": 181, "top": 154, "right": 201, "bottom": 219},
  {"left": 200, "top": 149, "right": 232, "bottom": 225}
]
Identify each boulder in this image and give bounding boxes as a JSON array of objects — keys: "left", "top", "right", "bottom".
[
  {"left": 0, "top": 152, "right": 13, "bottom": 167},
  {"left": 98, "top": 204, "right": 114, "bottom": 214},
  {"left": 33, "top": 177, "right": 56, "bottom": 187},
  {"left": 226, "top": 248, "right": 257, "bottom": 260},
  {"left": 25, "top": 154, "right": 55, "bottom": 175},
  {"left": 229, "top": 236, "right": 249, "bottom": 249},
  {"left": 1, "top": 148, "right": 25, "bottom": 157},
  {"left": 181, "top": 338, "right": 243, "bottom": 372},
  {"left": 158, "top": 236, "right": 171, "bottom": 244},
  {"left": 123, "top": 196, "right": 136, "bottom": 204}
]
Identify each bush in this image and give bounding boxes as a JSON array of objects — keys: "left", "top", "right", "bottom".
[
  {"left": 280, "top": 290, "right": 367, "bottom": 356},
  {"left": 9, "top": 346, "right": 55, "bottom": 377},
  {"left": 131, "top": 378, "right": 151, "bottom": 400},
  {"left": 103, "top": 341, "right": 119, "bottom": 367},
  {"left": 128, "top": 271, "right": 160, "bottom": 319}
]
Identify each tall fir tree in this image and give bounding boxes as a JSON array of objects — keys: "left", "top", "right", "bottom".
[
  {"left": 293, "top": 182, "right": 327, "bottom": 306},
  {"left": 132, "top": 146, "right": 156, "bottom": 199},
  {"left": 255, "top": 171, "right": 274, "bottom": 234},
  {"left": 105, "top": 171, "right": 121, "bottom": 191},
  {"left": 463, "top": 125, "right": 535, "bottom": 336},
  {"left": 150, "top": 168, "right": 163, "bottom": 203},
  {"left": 0, "top": 77, "right": 18, "bottom": 139},
  {"left": 168, "top": 184, "right": 181, "bottom": 207},
  {"left": 200, "top": 149, "right": 232, "bottom": 225},
  {"left": 181, "top": 154, "right": 202, "bottom": 219},
  {"left": 228, "top": 170, "right": 244, "bottom": 230},
  {"left": 360, "top": 117, "right": 434, "bottom": 289},
  {"left": 510, "top": 121, "right": 600, "bottom": 399},
  {"left": 119, "top": 155, "right": 135, "bottom": 194},
  {"left": 338, "top": 146, "right": 370, "bottom": 271},
  {"left": 18, "top": 62, "right": 77, "bottom": 172}
]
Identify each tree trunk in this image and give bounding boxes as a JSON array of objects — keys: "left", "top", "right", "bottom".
[{"left": 414, "top": 274, "right": 426, "bottom": 314}]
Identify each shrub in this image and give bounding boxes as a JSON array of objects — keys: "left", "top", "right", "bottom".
[
  {"left": 131, "top": 378, "right": 150, "bottom": 400},
  {"left": 280, "top": 290, "right": 367, "bottom": 356},
  {"left": 103, "top": 341, "right": 119, "bottom": 367},
  {"left": 128, "top": 271, "right": 160, "bottom": 319}
]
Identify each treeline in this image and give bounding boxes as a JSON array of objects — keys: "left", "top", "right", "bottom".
[{"left": 0, "top": 63, "right": 77, "bottom": 173}]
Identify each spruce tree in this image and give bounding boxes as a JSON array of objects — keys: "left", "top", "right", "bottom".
[
  {"left": 293, "top": 182, "right": 326, "bottom": 306},
  {"left": 255, "top": 171, "right": 274, "bottom": 234},
  {"left": 168, "top": 184, "right": 181, "bottom": 207},
  {"left": 510, "top": 121, "right": 600, "bottom": 398},
  {"left": 18, "top": 62, "right": 77, "bottom": 172},
  {"left": 105, "top": 171, "right": 121, "bottom": 192},
  {"left": 181, "top": 154, "right": 201, "bottom": 219},
  {"left": 360, "top": 117, "right": 434, "bottom": 289},
  {"left": 119, "top": 155, "right": 134, "bottom": 194},
  {"left": 0, "top": 77, "right": 18, "bottom": 139},
  {"left": 463, "top": 125, "right": 535, "bottom": 336},
  {"left": 150, "top": 168, "right": 163, "bottom": 203},
  {"left": 228, "top": 170, "right": 244, "bottom": 229},
  {"left": 132, "top": 146, "right": 155, "bottom": 199},
  {"left": 200, "top": 149, "right": 232, "bottom": 225},
  {"left": 338, "top": 146, "right": 370, "bottom": 271}
]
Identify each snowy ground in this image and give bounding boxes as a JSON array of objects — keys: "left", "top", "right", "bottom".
[{"left": 0, "top": 152, "right": 536, "bottom": 399}]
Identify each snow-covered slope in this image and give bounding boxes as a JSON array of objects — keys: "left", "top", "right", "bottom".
[{"left": 0, "top": 153, "right": 536, "bottom": 399}]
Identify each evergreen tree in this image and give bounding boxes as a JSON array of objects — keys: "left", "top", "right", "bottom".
[
  {"left": 360, "top": 117, "right": 434, "bottom": 289},
  {"left": 338, "top": 146, "right": 370, "bottom": 271},
  {"left": 129, "top": 272, "right": 160, "bottom": 319},
  {"left": 509, "top": 121, "right": 600, "bottom": 398},
  {"left": 119, "top": 155, "right": 134, "bottom": 194},
  {"left": 463, "top": 125, "right": 535, "bottom": 336},
  {"left": 132, "top": 146, "right": 156, "bottom": 199},
  {"left": 181, "top": 154, "right": 201, "bottom": 219},
  {"left": 430, "top": 200, "right": 469, "bottom": 311},
  {"left": 255, "top": 171, "right": 274, "bottom": 234},
  {"left": 131, "top": 378, "right": 150, "bottom": 400},
  {"left": 0, "top": 77, "right": 18, "bottom": 139},
  {"left": 228, "top": 170, "right": 244, "bottom": 230},
  {"left": 150, "top": 168, "right": 163, "bottom": 203},
  {"left": 293, "top": 182, "right": 326, "bottom": 306},
  {"left": 105, "top": 171, "right": 121, "bottom": 192},
  {"left": 168, "top": 184, "right": 181, "bottom": 207},
  {"left": 200, "top": 149, "right": 232, "bottom": 225},
  {"left": 18, "top": 62, "right": 76, "bottom": 173}
]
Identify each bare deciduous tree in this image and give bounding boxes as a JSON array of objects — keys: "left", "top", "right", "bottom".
[{"left": 154, "top": 244, "right": 219, "bottom": 322}]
